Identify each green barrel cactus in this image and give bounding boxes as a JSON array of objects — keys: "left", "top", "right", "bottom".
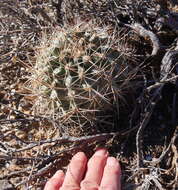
[{"left": 27, "top": 21, "right": 133, "bottom": 130}]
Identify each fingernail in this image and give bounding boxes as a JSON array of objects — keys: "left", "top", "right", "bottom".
[
  {"left": 53, "top": 170, "right": 64, "bottom": 178},
  {"left": 94, "top": 149, "right": 108, "bottom": 156},
  {"left": 73, "top": 152, "right": 86, "bottom": 161},
  {"left": 107, "top": 157, "right": 118, "bottom": 166}
]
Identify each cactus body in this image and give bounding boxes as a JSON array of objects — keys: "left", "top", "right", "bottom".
[{"left": 28, "top": 21, "right": 132, "bottom": 129}]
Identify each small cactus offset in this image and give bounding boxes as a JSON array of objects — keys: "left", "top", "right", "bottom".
[{"left": 27, "top": 21, "right": 133, "bottom": 129}]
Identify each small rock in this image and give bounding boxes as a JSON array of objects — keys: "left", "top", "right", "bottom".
[{"left": 0, "top": 180, "right": 14, "bottom": 190}]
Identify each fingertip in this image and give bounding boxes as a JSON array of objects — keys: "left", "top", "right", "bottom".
[
  {"left": 53, "top": 170, "right": 65, "bottom": 179},
  {"left": 100, "top": 157, "right": 121, "bottom": 190},
  {"left": 107, "top": 157, "right": 119, "bottom": 166},
  {"left": 106, "top": 157, "right": 121, "bottom": 176},
  {"left": 94, "top": 149, "right": 108, "bottom": 157},
  {"left": 44, "top": 170, "right": 64, "bottom": 190},
  {"left": 72, "top": 151, "right": 87, "bottom": 162},
  {"left": 81, "top": 149, "right": 108, "bottom": 188},
  {"left": 61, "top": 152, "right": 87, "bottom": 188}
]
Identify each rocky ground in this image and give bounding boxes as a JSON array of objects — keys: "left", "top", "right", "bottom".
[{"left": 0, "top": 0, "right": 178, "bottom": 189}]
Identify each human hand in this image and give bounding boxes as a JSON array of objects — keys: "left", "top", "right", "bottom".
[{"left": 44, "top": 149, "right": 121, "bottom": 190}]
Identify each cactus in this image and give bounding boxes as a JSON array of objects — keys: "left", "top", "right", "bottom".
[{"left": 27, "top": 21, "right": 133, "bottom": 129}]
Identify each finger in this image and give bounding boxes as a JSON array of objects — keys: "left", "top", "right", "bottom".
[
  {"left": 61, "top": 152, "right": 87, "bottom": 190},
  {"left": 99, "top": 157, "right": 121, "bottom": 190},
  {"left": 81, "top": 149, "right": 108, "bottom": 189},
  {"left": 44, "top": 170, "right": 65, "bottom": 190}
]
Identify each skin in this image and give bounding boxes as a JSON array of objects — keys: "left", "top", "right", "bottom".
[{"left": 44, "top": 149, "right": 121, "bottom": 190}]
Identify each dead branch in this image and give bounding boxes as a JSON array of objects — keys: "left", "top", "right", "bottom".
[
  {"left": 136, "top": 89, "right": 162, "bottom": 168},
  {"left": 141, "top": 168, "right": 164, "bottom": 190},
  {"left": 136, "top": 37, "right": 178, "bottom": 168},
  {"left": 144, "top": 126, "right": 178, "bottom": 166},
  {"left": 130, "top": 23, "right": 162, "bottom": 56},
  {"left": 12, "top": 132, "right": 116, "bottom": 153},
  {"left": 160, "top": 49, "right": 178, "bottom": 80},
  {"left": 10, "top": 126, "right": 138, "bottom": 154},
  {"left": 147, "top": 75, "right": 178, "bottom": 92},
  {"left": 0, "top": 168, "right": 30, "bottom": 180}
]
